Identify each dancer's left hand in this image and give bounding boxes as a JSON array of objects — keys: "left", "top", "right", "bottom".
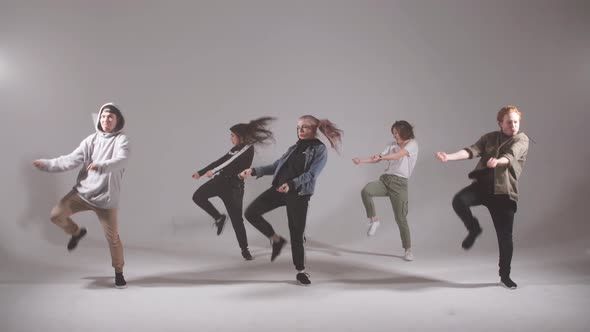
[{"left": 487, "top": 158, "right": 499, "bottom": 168}]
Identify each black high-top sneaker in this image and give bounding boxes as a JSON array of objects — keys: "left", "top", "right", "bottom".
[
  {"left": 500, "top": 275, "right": 517, "bottom": 290},
  {"left": 461, "top": 224, "right": 482, "bottom": 250},
  {"left": 296, "top": 272, "right": 311, "bottom": 286},
  {"left": 67, "top": 228, "right": 87, "bottom": 251},
  {"left": 214, "top": 215, "right": 227, "bottom": 236},
  {"left": 271, "top": 237, "right": 287, "bottom": 262},
  {"left": 241, "top": 249, "right": 253, "bottom": 261},
  {"left": 115, "top": 272, "right": 127, "bottom": 289}
]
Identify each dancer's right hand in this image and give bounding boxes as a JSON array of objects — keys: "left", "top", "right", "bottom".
[
  {"left": 435, "top": 152, "right": 448, "bottom": 162},
  {"left": 352, "top": 158, "right": 361, "bottom": 164},
  {"left": 239, "top": 168, "right": 253, "bottom": 179},
  {"left": 192, "top": 172, "right": 201, "bottom": 179},
  {"left": 32, "top": 160, "right": 45, "bottom": 170}
]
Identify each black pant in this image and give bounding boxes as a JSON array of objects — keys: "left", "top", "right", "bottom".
[
  {"left": 452, "top": 182, "right": 517, "bottom": 277},
  {"left": 244, "top": 187, "right": 310, "bottom": 271},
  {"left": 192, "top": 176, "right": 248, "bottom": 250}
]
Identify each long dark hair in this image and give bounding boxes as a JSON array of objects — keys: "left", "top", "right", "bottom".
[
  {"left": 391, "top": 120, "right": 415, "bottom": 140},
  {"left": 230, "top": 116, "right": 276, "bottom": 145},
  {"left": 299, "top": 115, "right": 343, "bottom": 151}
]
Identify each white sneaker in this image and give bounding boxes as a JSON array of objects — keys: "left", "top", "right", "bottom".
[
  {"left": 404, "top": 249, "right": 414, "bottom": 261},
  {"left": 367, "top": 221, "right": 380, "bottom": 236}
]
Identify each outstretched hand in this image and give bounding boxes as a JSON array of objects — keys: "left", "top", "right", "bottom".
[
  {"left": 435, "top": 152, "right": 448, "bottom": 162},
  {"left": 32, "top": 160, "right": 45, "bottom": 170},
  {"left": 192, "top": 172, "right": 201, "bottom": 179},
  {"left": 239, "top": 168, "right": 253, "bottom": 179}
]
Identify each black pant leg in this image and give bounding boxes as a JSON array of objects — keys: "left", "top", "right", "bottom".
[
  {"left": 219, "top": 182, "right": 248, "bottom": 250},
  {"left": 244, "top": 187, "right": 286, "bottom": 238},
  {"left": 192, "top": 177, "right": 224, "bottom": 220},
  {"left": 487, "top": 195, "right": 516, "bottom": 277},
  {"left": 285, "top": 194, "right": 310, "bottom": 271},
  {"left": 452, "top": 183, "right": 485, "bottom": 232}
]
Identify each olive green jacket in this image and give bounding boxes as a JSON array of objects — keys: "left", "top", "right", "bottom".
[{"left": 464, "top": 131, "right": 529, "bottom": 202}]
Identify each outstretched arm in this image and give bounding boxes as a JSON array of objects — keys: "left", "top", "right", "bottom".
[
  {"left": 352, "top": 154, "right": 381, "bottom": 164},
  {"left": 435, "top": 149, "right": 470, "bottom": 162},
  {"left": 33, "top": 142, "right": 87, "bottom": 172}
]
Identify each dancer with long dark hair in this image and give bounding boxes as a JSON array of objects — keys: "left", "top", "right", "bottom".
[
  {"left": 435, "top": 106, "right": 529, "bottom": 289},
  {"left": 352, "top": 120, "right": 419, "bottom": 261},
  {"left": 240, "top": 115, "right": 343, "bottom": 285},
  {"left": 192, "top": 117, "right": 275, "bottom": 260}
]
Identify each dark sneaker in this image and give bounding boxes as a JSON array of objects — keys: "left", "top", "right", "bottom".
[
  {"left": 461, "top": 227, "right": 482, "bottom": 250},
  {"left": 271, "top": 237, "right": 287, "bottom": 262},
  {"left": 115, "top": 272, "right": 127, "bottom": 289},
  {"left": 67, "top": 227, "right": 87, "bottom": 251},
  {"left": 214, "top": 215, "right": 227, "bottom": 236},
  {"left": 500, "top": 276, "right": 517, "bottom": 290},
  {"left": 241, "top": 249, "right": 253, "bottom": 261},
  {"left": 296, "top": 272, "right": 311, "bottom": 286}
]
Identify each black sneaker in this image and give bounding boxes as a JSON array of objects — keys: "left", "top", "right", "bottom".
[
  {"left": 115, "top": 272, "right": 127, "bottom": 289},
  {"left": 271, "top": 237, "right": 287, "bottom": 262},
  {"left": 461, "top": 226, "right": 482, "bottom": 250},
  {"left": 241, "top": 249, "right": 253, "bottom": 261},
  {"left": 296, "top": 272, "right": 311, "bottom": 286},
  {"left": 214, "top": 215, "right": 227, "bottom": 236},
  {"left": 67, "top": 227, "right": 87, "bottom": 251},
  {"left": 500, "top": 276, "right": 517, "bottom": 290}
]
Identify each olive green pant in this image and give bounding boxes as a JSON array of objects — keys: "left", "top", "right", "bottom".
[{"left": 361, "top": 174, "right": 411, "bottom": 249}]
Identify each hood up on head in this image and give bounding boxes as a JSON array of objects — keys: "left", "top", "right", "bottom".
[{"left": 94, "top": 102, "right": 125, "bottom": 134}]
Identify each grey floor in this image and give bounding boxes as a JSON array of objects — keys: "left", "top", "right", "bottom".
[{"left": 1, "top": 220, "right": 589, "bottom": 332}]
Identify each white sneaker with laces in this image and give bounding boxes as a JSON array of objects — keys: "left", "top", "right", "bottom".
[
  {"left": 367, "top": 221, "right": 380, "bottom": 236},
  {"left": 404, "top": 249, "right": 414, "bottom": 261}
]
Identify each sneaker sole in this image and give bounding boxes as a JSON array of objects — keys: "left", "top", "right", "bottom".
[
  {"left": 500, "top": 282, "right": 517, "bottom": 290},
  {"left": 115, "top": 284, "right": 128, "bottom": 289}
]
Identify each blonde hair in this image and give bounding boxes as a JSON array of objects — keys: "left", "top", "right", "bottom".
[{"left": 299, "top": 115, "right": 343, "bottom": 150}]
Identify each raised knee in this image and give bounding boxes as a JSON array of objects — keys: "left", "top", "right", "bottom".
[
  {"left": 192, "top": 191, "right": 203, "bottom": 204},
  {"left": 49, "top": 208, "right": 62, "bottom": 224},
  {"left": 361, "top": 187, "right": 370, "bottom": 197},
  {"left": 451, "top": 194, "right": 464, "bottom": 209}
]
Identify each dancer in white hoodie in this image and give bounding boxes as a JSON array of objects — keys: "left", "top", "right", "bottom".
[{"left": 33, "top": 103, "right": 130, "bottom": 289}]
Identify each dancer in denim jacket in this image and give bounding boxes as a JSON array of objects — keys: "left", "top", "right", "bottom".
[{"left": 240, "top": 115, "right": 342, "bottom": 285}]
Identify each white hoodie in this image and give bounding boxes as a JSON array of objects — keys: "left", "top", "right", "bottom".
[{"left": 40, "top": 103, "right": 130, "bottom": 209}]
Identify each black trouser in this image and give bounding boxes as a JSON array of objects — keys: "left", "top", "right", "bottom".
[
  {"left": 244, "top": 187, "right": 310, "bottom": 271},
  {"left": 192, "top": 176, "right": 248, "bottom": 251},
  {"left": 452, "top": 182, "right": 517, "bottom": 277}
]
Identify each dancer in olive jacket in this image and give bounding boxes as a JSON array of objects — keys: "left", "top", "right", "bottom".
[
  {"left": 33, "top": 103, "right": 130, "bottom": 289},
  {"left": 192, "top": 117, "right": 275, "bottom": 260},
  {"left": 240, "top": 115, "right": 343, "bottom": 285},
  {"left": 435, "top": 105, "right": 529, "bottom": 289}
]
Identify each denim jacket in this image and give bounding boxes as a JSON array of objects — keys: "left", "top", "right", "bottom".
[{"left": 253, "top": 141, "right": 328, "bottom": 196}]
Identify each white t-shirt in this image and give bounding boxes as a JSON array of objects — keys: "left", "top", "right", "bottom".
[{"left": 381, "top": 139, "right": 419, "bottom": 178}]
